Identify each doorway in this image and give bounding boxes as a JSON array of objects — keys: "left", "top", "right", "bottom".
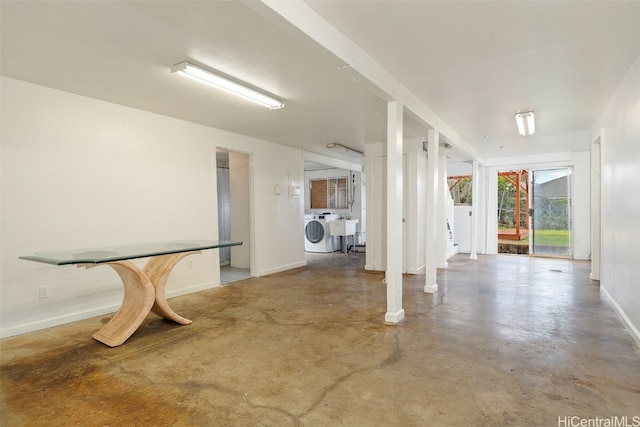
[
  {"left": 530, "top": 168, "right": 573, "bottom": 257},
  {"left": 304, "top": 160, "right": 365, "bottom": 257},
  {"left": 216, "top": 150, "right": 252, "bottom": 284},
  {"left": 497, "top": 170, "right": 530, "bottom": 254}
]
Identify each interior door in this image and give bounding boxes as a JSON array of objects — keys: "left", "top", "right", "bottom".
[{"left": 530, "top": 168, "right": 573, "bottom": 257}]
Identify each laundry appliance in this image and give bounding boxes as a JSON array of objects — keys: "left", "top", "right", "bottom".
[{"left": 304, "top": 214, "right": 339, "bottom": 253}]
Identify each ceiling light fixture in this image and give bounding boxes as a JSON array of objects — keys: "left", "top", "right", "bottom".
[
  {"left": 171, "top": 61, "right": 284, "bottom": 110},
  {"left": 515, "top": 111, "right": 535, "bottom": 136},
  {"left": 326, "top": 143, "right": 363, "bottom": 156}
]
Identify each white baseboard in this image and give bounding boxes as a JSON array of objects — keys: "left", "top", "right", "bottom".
[
  {"left": 0, "top": 281, "right": 218, "bottom": 340},
  {"left": 165, "top": 281, "right": 218, "bottom": 299},
  {"left": 601, "top": 286, "right": 640, "bottom": 347},
  {"left": 407, "top": 266, "right": 425, "bottom": 274},
  {"left": 0, "top": 304, "right": 121, "bottom": 339},
  {"left": 259, "top": 261, "right": 306, "bottom": 277}
]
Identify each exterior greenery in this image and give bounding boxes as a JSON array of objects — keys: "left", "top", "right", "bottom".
[
  {"left": 497, "top": 174, "right": 570, "bottom": 230},
  {"left": 534, "top": 197, "right": 570, "bottom": 230},
  {"left": 449, "top": 177, "right": 472, "bottom": 205},
  {"left": 497, "top": 175, "right": 527, "bottom": 229}
]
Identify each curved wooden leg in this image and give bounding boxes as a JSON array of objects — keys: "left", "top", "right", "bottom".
[
  {"left": 92, "top": 261, "right": 155, "bottom": 347},
  {"left": 142, "top": 251, "right": 200, "bottom": 325}
]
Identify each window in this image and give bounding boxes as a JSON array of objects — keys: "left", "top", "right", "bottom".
[{"left": 310, "top": 177, "right": 348, "bottom": 209}]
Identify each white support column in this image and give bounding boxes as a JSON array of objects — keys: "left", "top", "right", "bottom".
[
  {"left": 590, "top": 139, "right": 601, "bottom": 280},
  {"left": 437, "top": 147, "right": 448, "bottom": 268},
  {"left": 385, "top": 101, "right": 405, "bottom": 323},
  {"left": 470, "top": 160, "right": 479, "bottom": 260},
  {"left": 424, "top": 129, "right": 439, "bottom": 293}
]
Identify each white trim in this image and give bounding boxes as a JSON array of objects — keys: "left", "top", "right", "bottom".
[
  {"left": 384, "top": 309, "right": 405, "bottom": 324},
  {"left": 481, "top": 152, "right": 571, "bottom": 168},
  {"left": 601, "top": 286, "right": 640, "bottom": 347},
  {"left": 424, "top": 284, "right": 438, "bottom": 294},
  {"left": 407, "top": 266, "right": 425, "bottom": 275},
  {"left": 0, "top": 281, "right": 219, "bottom": 339},
  {"left": 165, "top": 281, "right": 220, "bottom": 299},
  {"left": 258, "top": 261, "right": 307, "bottom": 277},
  {"left": 1, "top": 305, "right": 120, "bottom": 339}
]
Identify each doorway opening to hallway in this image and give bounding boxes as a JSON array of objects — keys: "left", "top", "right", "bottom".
[{"left": 216, "top": 150, "right": 252, "bottom": 284}]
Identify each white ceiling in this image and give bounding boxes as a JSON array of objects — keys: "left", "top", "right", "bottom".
[{"left": 2, "top": 1, "right": 639, "bottom": 165}]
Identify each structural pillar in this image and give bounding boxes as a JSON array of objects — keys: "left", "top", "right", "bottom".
[
  {"left": 515, "top": 170, "right": 521, "bottom": 238},
  {"left": 470, "top": 160, "right": 479, "bottom": 260},
  {"left": 437, "top": 146, "right": 448, "bottom": 268},
  {"left": 385, "top": 101, "right": 405, "bottom": 323},
  {"left": 424, "top": 129, "right": 439, "bottom": 293}
]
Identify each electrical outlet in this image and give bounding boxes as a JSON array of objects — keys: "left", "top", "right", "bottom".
[
  {"left": 186, "top": 259, "right": 193, "bottom": 269},
  {"left": 39, "top": 285, "right": 50, "bottom": 299}
]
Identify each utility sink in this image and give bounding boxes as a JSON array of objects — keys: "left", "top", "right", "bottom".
[{"left": 330, "top": 219, "right": 358, "bottom": 236}]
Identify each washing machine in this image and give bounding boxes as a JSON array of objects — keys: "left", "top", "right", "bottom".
[{"left": 304, "top": 214, "right": 339, "bottom": 252}]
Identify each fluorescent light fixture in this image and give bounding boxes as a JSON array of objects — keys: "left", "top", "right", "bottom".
[
  {"left": 515, "top": 111, "right": 535, "bottom": 136},
  {"left": 326, "top": 143, "right": 363, "bottom": 156},
  {"left": 171, "top": 61, "right": 284, "bottom": 110}
]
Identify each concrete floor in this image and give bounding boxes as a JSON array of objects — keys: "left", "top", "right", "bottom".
[{"left": 1, "top": 253, "right": 639, "bottom": 426}]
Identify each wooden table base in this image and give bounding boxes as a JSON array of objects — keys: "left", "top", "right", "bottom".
[{"left": 83, "top": 251, "right": 199, "bottom": 347}]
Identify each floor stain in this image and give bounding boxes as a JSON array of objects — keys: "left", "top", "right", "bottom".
[{"left": 2, "top": 253, "right": 640, "bottom": 426}]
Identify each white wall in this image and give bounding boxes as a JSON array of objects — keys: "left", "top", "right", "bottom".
[
  {"left": 0, "top": 77, "right": 305, "bottom": 338},
  {"left": 571, "top": 151, "right": 591, "bottom": 260},
  {"left": 365, "top": 148, "right": 388, "bottom": 271},
  {"left": 454, "top": 206, "right": 472, "bottom": 253},
  {"left": 365, "top": 139, "right": 425, "bottom": 273},
  {"left": 448, "top": 161, "right": 472, "bottom": 177},
  {"left": 592, "top": 54, "right": 640, "bottom": 343}
]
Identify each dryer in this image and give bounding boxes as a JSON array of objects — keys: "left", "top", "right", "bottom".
[{"left": 304, "top": 214, "right": 339, "bottom": 253}]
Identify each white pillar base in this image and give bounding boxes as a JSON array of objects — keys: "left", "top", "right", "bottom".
[
  {"left": 424, "top": 284, "right": 438, "bottom": 294},
  {"left": 437, "top": 262, "right": 448, "bottom": 269},
  {"left": 384, "top": 309, "right": 405, "bottom": 324},
  {"left": 469, "top": 254, "right": 478, "bottom": 260}
]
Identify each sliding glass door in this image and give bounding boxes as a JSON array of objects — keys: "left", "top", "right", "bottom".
[{"left": 530, "top": 168, "right": 573, "bottom": 257}]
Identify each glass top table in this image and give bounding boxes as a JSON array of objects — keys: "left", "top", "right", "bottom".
[
  {"left": 19, "top": 240, "right": 242, "bottom": 265},
  {"left": 19, "top": 239, "right": 242, "bottom": 347}
]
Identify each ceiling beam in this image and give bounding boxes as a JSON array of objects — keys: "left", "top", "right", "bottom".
[{"left": 260, "top": 0, "right": 480, "bottom": 161}]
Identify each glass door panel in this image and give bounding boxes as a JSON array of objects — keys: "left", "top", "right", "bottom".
[{"left": 531, "top": 168, "right": 573, "bottom": 256}]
